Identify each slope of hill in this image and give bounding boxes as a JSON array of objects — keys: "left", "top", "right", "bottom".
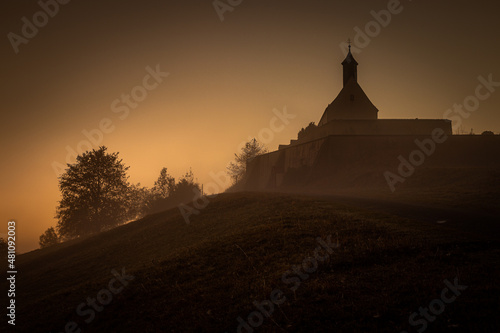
[{"left": 3, "top": 192, "right": 499, "bottom": 332}]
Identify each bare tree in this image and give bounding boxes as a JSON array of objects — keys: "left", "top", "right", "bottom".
[
  {"left": 227, "top": 138, "right": 268, "bottom": 184},
  {"left": 152, "top": 167, "right": 176, "bottom": 200}
]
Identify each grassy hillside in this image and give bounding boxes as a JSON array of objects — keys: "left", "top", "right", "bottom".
[{"left": 3, "top": 192, "right": 499, "bottom": 332}]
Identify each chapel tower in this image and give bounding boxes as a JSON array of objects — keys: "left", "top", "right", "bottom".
[
  {"left": 342, "top": 44, "right": 358, "bottom": 86},
  {"left": 318, "top": 44, "right": 378, "bottom": 125}
]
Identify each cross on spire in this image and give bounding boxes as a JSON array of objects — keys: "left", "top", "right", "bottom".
[{"left": 347, "top": 38, "right": 352, "bottom": 51}]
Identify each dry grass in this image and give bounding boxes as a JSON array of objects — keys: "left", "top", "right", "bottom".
[{"left": 2, "top": 192, "right": 499, "bottom": 332}]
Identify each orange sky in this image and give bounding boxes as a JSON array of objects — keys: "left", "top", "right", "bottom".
[{"left": 1, "top": 0, "right": 500, "bottom": 253}]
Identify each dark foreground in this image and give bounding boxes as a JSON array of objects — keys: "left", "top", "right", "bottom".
[{"left": 2, "top": 192, "right": 499, "bottom": 332}]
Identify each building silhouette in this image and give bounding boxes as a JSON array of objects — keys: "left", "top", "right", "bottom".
[
  {"left": 244, "top": 47, "right": 498, "bottom": 190},
  {"left": 285, "top": 46, "right": 452, "bottom": 146}
]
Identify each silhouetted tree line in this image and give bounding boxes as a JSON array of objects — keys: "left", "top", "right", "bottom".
[
  {"left": 39, "top": 146, "right": 200, "bottom": 247},
  {"left": 147, "top": 167, "right": 201, "bottom": 214},
  {"left": 39, "top": 227, "right": 59, "bottom": 248}
]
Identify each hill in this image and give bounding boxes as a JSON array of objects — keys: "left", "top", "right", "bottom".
[{"left": 3, "top": 192, "right": 499, "bottom": 332}]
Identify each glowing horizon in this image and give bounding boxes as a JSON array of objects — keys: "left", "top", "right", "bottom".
[{"left": 2, "top": 0, "right": 500, "bottom": 253}]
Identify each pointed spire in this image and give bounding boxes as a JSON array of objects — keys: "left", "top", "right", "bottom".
[{"left": 342, "top": 38, "right": 358, "bottom": 87}]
